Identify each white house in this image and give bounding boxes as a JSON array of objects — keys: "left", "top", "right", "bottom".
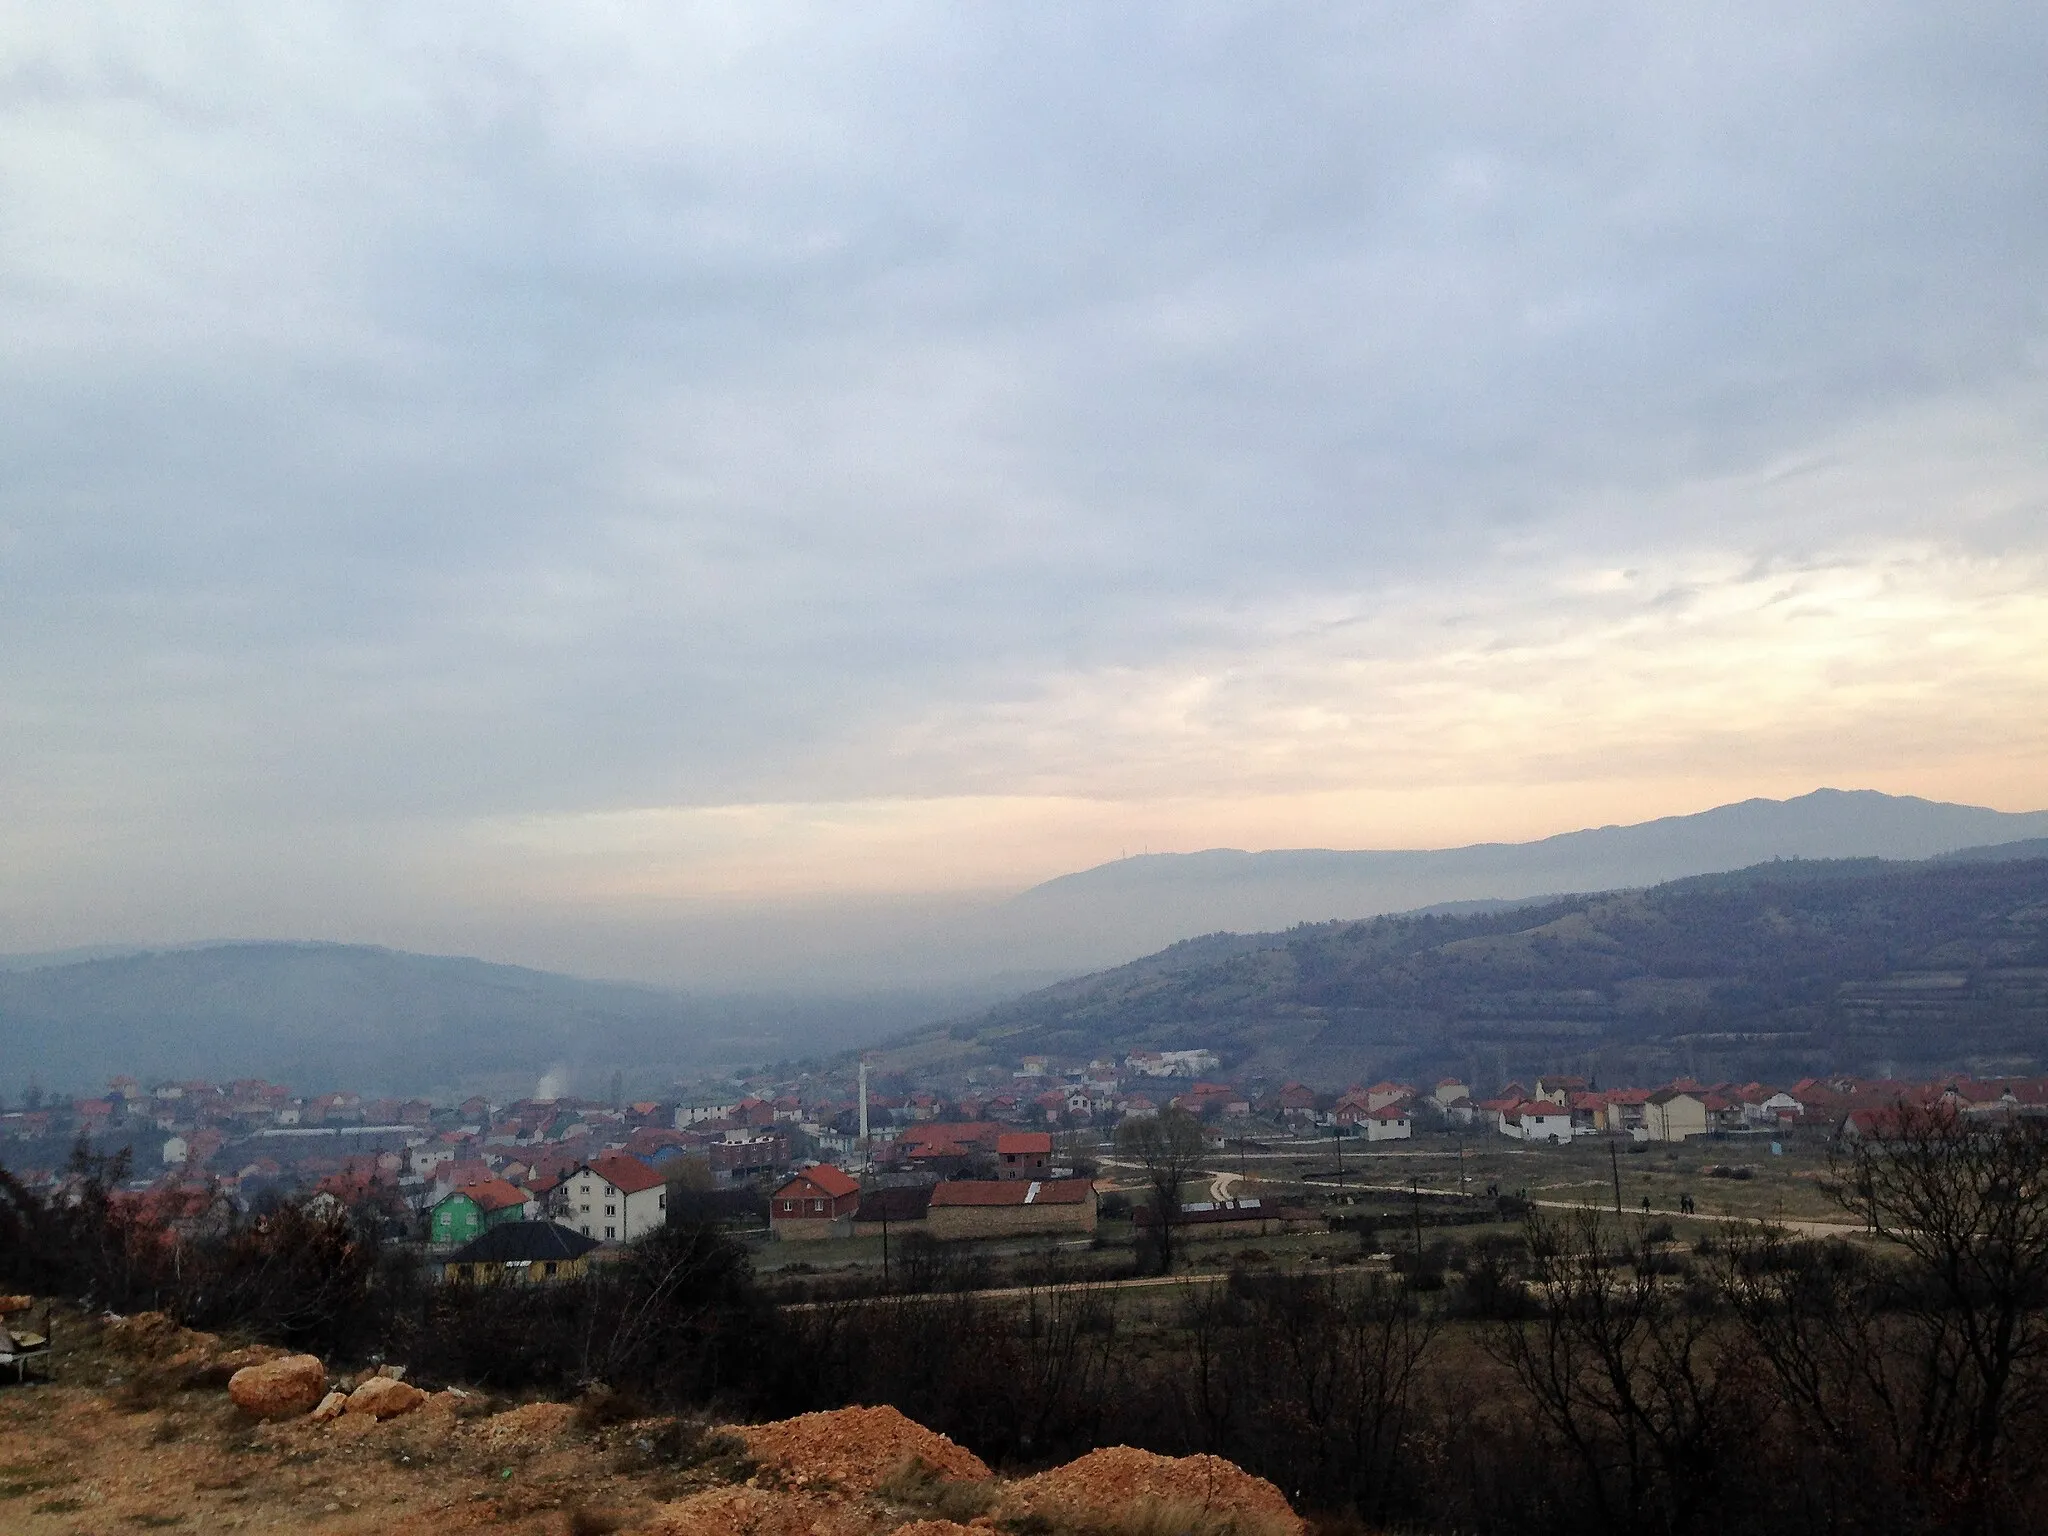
[
  {"left": 561, "top": 1153, "right": 668, "bottom": 1242},
  {"left": 1364, "top": 1104, "right": 1413, "bottom": 1142},
  {"left": 410, "top": 1145, "right": 456, "bottom": 1179},
  {"left": 1747, "top": 1091, "right": 1803, "bottom": 1125},
  {"left": 1124, "top": 1049, "right": 1221, "bottom": 1079},
  {"left": 673, "top": 1102, "right": 741, "bottom": 1129},
  {"left": 1510, "top": 1103, "right": 1574, "bottom": 1144}
]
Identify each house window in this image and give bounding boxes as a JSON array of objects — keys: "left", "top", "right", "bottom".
[
  {"left": 605, "top": 1203, "right": 616, "bottom": 1216},
  {"left": 657, "top": 1193, "right": 666, "bottom": 1208},
  {"left": 811, "top": 1198, "right": 823, "bottom": 1213},
  {"left": 542, "top": 1262, "right": 556, "bottom": 1277},
  {"left": 605, "top": 1225, "right": 616, "bottom": 1239},
  {"left": 579, "top": 1204, "right": 590, "bottom": 1214}
]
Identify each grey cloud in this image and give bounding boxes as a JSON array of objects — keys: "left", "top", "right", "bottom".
[{"left": 3, "top": 2, "right": 2046, "bottom": 963}]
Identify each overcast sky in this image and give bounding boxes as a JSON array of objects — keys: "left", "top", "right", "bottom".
[{"left": 4, "top": 3, "right": 2046, "bottom": 980}]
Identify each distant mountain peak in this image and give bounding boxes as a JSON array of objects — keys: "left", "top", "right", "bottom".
[{"left": 998, "top": 791, "right": 2048, "bottom": 976}]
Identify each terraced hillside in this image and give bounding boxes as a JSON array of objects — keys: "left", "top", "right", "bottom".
[{"left": 946, "top": 853, "right": 2048, "bottom": 1087}]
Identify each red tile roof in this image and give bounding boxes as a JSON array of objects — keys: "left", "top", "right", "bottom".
[
  {"left": 997, "top": 1132, "right": 1052, "bottom": 1155},
  {"left": 776, "top": 1163, "right": 860, "bottom": 1200},
  {"left": 582, "top": 1153, "right": 666, "bottom": 1195},
  {"left": 452, "top": 1177, "right": 527, "bottom": 1214},
  {"left": 899, "top": 1122, "right": 1002, "bottom": 1155}
]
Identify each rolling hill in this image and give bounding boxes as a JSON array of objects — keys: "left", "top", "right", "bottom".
[
  {"left": 946, "top": 846, "right": 2048, "bottom": 1090},
  {"left": 0, "top": 942, "right": 940, "bottom": 1098}
]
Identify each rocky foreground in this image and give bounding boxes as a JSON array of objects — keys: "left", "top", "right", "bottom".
[{"left": 0, "top": 1310, "right": 1303, "bottom": 1536}]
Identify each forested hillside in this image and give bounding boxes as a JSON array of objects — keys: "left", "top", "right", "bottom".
[{"left": 953, "top": 853, "right": 2048, "bottom": 1088}]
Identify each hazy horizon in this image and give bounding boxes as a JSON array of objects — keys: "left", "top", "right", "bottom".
[
  {"left": 7, "top": 787, "right": 2045, "bottom": 994},
  {"left": 6, "top": 7, "right": 2047, "bottom": 989}
]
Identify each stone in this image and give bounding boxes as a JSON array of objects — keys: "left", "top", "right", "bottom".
[
  {"left": 228, "top": 1354, "right": 329, "bottom": 1420},
  {"left": 310, "top": 1390, "right": 349, "bottom": 1423},
  {"left": 345, "top": 1375, "right": 428, "bottom": 1419}
]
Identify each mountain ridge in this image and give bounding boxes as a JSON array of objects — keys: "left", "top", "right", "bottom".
[
  {"left": 996, "top": 789, "right": 2048, "bottom": 967},
  {"left": 945, "top": 845, "right": 2048, "bottom": 1089}
]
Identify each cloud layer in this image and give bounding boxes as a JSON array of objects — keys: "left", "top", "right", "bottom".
[{"left": 3, "top": 3, "right": 2046, "bottom": 979}]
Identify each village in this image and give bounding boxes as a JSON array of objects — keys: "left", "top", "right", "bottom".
[{"left": 8, "top": 1049, "right": 2048, "bottom": 1287}]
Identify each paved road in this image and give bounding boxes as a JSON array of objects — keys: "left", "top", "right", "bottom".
[{"left": 1301, "top": 1176, "right": 1869, "bottom": 1238}]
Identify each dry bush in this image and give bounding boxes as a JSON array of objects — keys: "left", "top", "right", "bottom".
[
  {"left": 1027, "top": 1497, "right": 1300, "bottom": 1536},
  {"left": 876, "top": 1455, "right": 1002, "bottom": 1522},
  {"left": 572, "top": 1382, "right": 652, "bottom": 1432}
]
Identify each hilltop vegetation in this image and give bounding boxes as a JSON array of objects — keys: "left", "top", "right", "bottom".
[{"left": 953, "top": 854, "right": 2048, "bottom": 1086}]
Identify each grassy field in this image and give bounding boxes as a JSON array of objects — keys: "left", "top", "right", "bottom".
[{"left": 749, "top": 1123, "right": 1873, "bottom": 1304}]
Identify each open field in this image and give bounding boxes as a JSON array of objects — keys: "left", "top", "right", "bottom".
[{"left": 743, "top": 1125, "right": 1877, "bottom": 1311}]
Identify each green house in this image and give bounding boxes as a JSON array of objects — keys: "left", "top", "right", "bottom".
[{"left": 429, "top": 1178, "right": 529, "bottom": 1246}]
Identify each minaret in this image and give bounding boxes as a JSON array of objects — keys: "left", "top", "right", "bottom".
[{"left": 858, "top": 1056, "right": 870, "bottom": 1144}]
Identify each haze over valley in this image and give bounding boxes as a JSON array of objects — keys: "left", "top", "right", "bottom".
[{"left": 7, "top": 788, "right": 2046, "bottom": 1096}]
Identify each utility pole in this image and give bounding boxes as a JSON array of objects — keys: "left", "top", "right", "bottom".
[
  {"left": 1610, "top": 1139, "right": 1624, "bottom": 1216},
  {"left": 1334, "top": 1123, "right": 1344, "bottom": 1187},
  {"left": 1411, "top": 1176, "right": 1423, "bottom": 1267}
]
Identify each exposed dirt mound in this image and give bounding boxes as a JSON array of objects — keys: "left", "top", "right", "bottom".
[
  {"left": 1, "top": 1308, "right": 1304, "bottom": 1536},
  {"left": 100, "top": 1310, "right": 218, "bottom": 1362},
  {"left": 478, "top": 1399, "right": 578, "bottom": 1450},
  {"left": 97, "top": 1309, "right": 286, "bottom": 1386},
  {"left": 633, "top": 1484, "right": 867, "bottom": 1536},
  {"left": 735, "top": 1404, "right": 991, "bottom": 1496},
  {"left": 1012, "top": 1445, "right": 1305, "bottom": 1535}
]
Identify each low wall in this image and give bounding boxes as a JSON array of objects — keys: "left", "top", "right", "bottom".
[
  {"left": 925, "top": 1200, "right": 1097, "bottom": 1243},
  {"left": 771, "top": 1215, "right": 853, "bottom": 1242}
]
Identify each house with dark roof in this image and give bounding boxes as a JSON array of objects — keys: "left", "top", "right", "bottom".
[
  {"left": 851, "top": 1183, "right": 933, "bottom": 1237},
  {"left": 439, "top": 1221, "right": 600, "bottom": 1285}
]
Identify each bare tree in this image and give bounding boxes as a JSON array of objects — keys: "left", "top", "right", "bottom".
[
  {"left": 1826, "top": 1105, "right": 2048, "bottom": 1526},
  {"left": 1489, "top": 1208, "right": 1731, "bottom": 1534},
  {"left": 1117, "top": 1108, "right": 1209, "bottom": 1274}
]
